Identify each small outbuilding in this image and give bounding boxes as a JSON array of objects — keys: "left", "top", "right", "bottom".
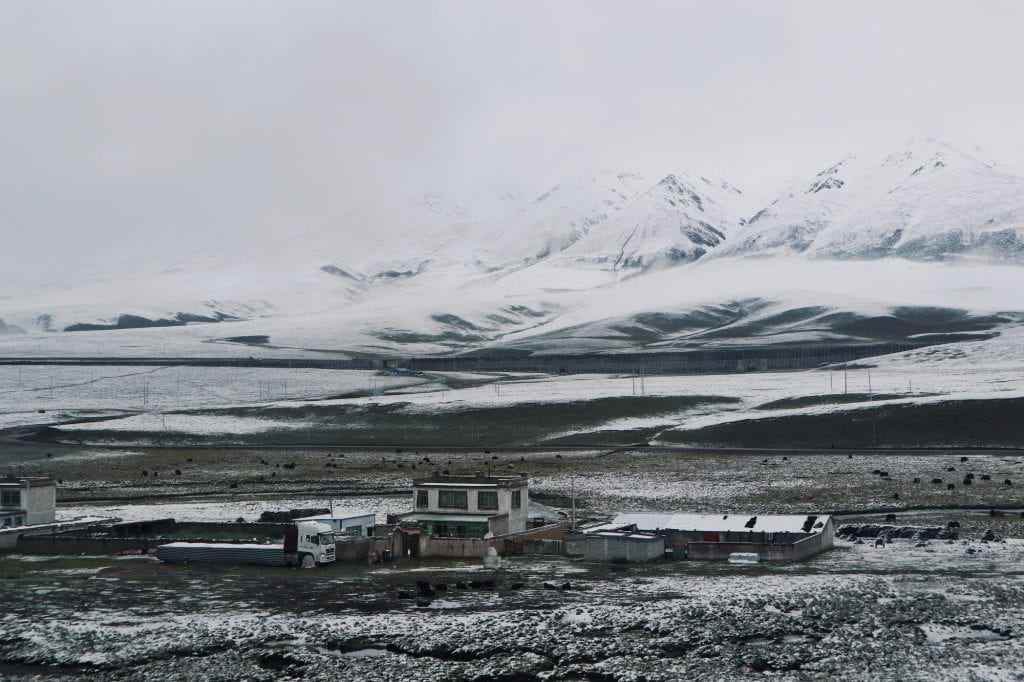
[
  {"left": 295, "top": 512, "right": 376, "bottom": 537},
  {"left": 592, "top": 512, "right": 834, "bottom": 562},
  {"left": 583, "top": 531, "right": 665, "bottom": 563}
]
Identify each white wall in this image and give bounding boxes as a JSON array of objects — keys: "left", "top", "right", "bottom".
[{"left": 23, "top": 485, "right": 56, "bottom": 525}]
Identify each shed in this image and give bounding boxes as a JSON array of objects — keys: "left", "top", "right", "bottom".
[
  {"left": 294, "top": 512, "right": 376, "bottom": 537},
  {"left": 584, "top": 531, "right": 664, "bottom": 563},
  {"left": 592, "top": 512, "right": 834, "bottom": 562}
]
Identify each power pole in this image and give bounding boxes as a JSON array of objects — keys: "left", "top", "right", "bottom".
[{"left": 570, "top": 475, "right": 576, "bottom": 529}]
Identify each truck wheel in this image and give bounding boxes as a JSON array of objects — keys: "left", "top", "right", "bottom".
[{"left": 301, "top": 554, "right": 316, "bottom": 569}]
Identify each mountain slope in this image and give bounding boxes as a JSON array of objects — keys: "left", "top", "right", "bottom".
[{"left": 718, "top": 139, "right": 1024, "bottom": 262}]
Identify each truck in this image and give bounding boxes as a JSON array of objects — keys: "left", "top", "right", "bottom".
[{"left": 154, "top": 520, "right": 336, "bottom": 567}]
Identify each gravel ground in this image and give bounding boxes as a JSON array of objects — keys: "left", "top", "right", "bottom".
[
  {"left": 3, "top": 442, "right": 1024, "bottom": 680},
  {"left": 2, "top": 541, "right": 1023, "bottom": 680}
]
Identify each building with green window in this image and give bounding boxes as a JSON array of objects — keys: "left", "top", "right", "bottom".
[
  {"left": 403, "top": 473, "right": 530, "bottom": 538},
  {"left": 0, "top": 476, "right": 56, "bottom": 528}
]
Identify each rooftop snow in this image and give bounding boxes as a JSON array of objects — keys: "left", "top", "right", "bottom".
[{"left": 608, "top": 512, "right": 831, "bottom": 534}]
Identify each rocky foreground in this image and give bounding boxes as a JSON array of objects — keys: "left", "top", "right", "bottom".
[{"left": 2, "top": 539, "right": 1023, "bottom": 681}]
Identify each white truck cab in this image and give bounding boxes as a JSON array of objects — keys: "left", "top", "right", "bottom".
[{"left": 291, "top": 520, "right": 336, "bottom": 565}]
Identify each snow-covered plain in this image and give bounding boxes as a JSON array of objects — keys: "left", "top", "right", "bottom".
[
  {"left": 25, "top": 324, "right": 1020, "bottom": 444},
  {"left": 0, "top": 365, "right": 425, "bottom": 431}
]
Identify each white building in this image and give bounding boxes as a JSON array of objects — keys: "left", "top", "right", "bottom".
[
  {"left": 294, "top": 511, "right": 376, "bottom": 537},
  {"left": 403, "top": 473, "right": 529, "bottom": 537},
  {"left": 0, "top": 476, "right": 57, "bottom": 527}
]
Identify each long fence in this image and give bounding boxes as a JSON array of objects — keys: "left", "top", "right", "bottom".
[{"left": 0, "top": 342, "right": 931, "bottom": 376}]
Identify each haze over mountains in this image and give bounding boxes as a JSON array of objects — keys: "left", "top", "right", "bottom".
[{"left": 2, "top": 138, "right": 1023, "bottom": 357}]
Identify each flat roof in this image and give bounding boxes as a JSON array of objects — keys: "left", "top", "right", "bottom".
[
  {"left": 404, "top": 513, "right": 494, "bottom": 524},
  {"left": 606, "top": 513, "right": 832, "bottom": 535},
  {"left": 413, "top": 474, "right": 528, "bottom": 487},
  {"left": 295, "top": 512, "right": 375, "bottom": 522},
  {"left": 588, "top": 532, "right": 663, "bottom": 541},
  {"left": 0, "top": 476, "right": 56, "bottom": 488}
]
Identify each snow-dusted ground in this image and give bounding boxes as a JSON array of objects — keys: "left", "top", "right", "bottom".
[
  {"left": 2, "top": 538, "right": 1022, "bottom": 680},
  {"left": 57, "top": 496, "right": 407, "bottom": 526},
  {"left": 25, "top": 324, "right": 1021, "bottom": 443},
  {"left": 0, "top": 365, "right": 425, "bottom": 431}
]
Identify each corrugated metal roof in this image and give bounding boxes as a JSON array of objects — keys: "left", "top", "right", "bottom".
[{"left": 611, "top": 513, "right": 831, "bottom": 534}]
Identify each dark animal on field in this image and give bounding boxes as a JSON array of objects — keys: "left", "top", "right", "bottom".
[
  {"left": 931, "top": 478, "right": 943, "bottom": 484},
  {"left": 947, "top": 483, "right": 955, "bottom": 490},
  {"left": 913, "top": 478, "right": 921, "bottom": 483},
  {"left": 433, "top": 583, "right": 448, "bottom": 592},
  {"left": 874, "top": 538, "right": 885, "bottom": 547},
  {"left": 398, "top": 591, "right": 414, "bottom": 599}
]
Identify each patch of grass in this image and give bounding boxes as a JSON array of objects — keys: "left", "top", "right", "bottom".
[
  {"left": 660, "top": 397, "right": 1024, "bottom": 449},
  {"left": 57, "top": 395, "right": 738, "bottom": 448},
  {"left": 758, "top": 393, "right": 905, "bottom": 410}
]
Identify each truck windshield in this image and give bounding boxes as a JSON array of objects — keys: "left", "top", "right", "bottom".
[{"left": 319, "top": 533, "right": 335, "bottom": 545}]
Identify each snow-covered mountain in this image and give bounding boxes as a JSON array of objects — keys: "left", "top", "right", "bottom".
[
  {"left": 717, "top": 139, "right": 1024, "bottom": 262},
  {"left": 2, "top": 140, "right": 1024, "bottom": 358}
]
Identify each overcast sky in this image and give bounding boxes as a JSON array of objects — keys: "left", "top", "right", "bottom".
[{"left": 3, "top": 1, "right": 1024, "bottom": 282}]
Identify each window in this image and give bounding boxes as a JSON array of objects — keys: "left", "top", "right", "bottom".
[
  {"left": 511, "top": 490, "right": 521, "bottom": 509},
  {"left": 477, "top": 491, "right": 498, "bottom": 510},
  {"left": 0, "top": 490, "right": 18, "bottom": 507},
  {"left": 438, "top": 490, "right": 468, "bottom": 509},
  {"left": 416, "top": 490, "right": 428, "bottom": 508}
]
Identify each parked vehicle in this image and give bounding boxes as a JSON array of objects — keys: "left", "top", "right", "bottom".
[{"left": 155, "top": 521, "right": 335, "bottom": 567}]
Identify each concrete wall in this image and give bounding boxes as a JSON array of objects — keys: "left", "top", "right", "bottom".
[
  {"left": 24, "top": 485, "right": 56, "bottom": 525},
  {"left": 584, "top": 535, "right": 665, "bottom": 563},
  {"left": 334, "top": 534, "right": 403, "bottom": 563},
  {"left": 415, "top": 521, "right": 570, "bottom": 558},
  {"left": 17, "top": 536, "right": 161, "bottom": 555},
  {"left": 684, "top": 534, "right": 831, "bottom": 562}
]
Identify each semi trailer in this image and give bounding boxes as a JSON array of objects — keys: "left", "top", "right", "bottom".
[{"left": 155, "top": 520, "right": 335, "bottom": 567}]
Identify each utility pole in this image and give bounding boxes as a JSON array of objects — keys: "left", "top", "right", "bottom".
[
  {"left": 829, "top": 369, "right": 833, "bottom": 392},
  {"left": 844, "top": 368, "right": 848, "bottom": 395},
  {"left": 571, "top": 475, "right": 576, "bottom": 529}
]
